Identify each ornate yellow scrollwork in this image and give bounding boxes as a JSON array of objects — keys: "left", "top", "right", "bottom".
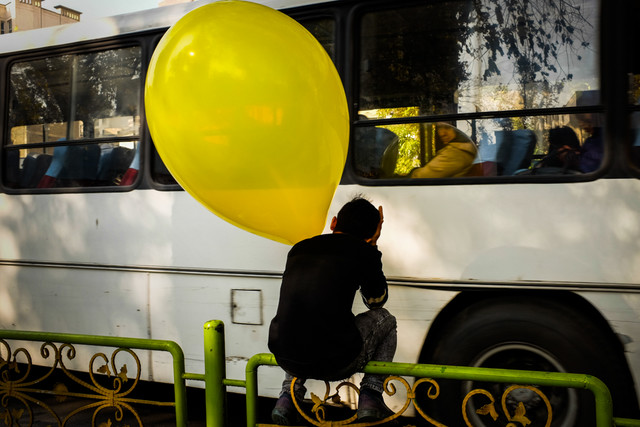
[
  {"left": 288, "top": 375, "right": 432, "bottom": 426},
  {"left": 0, "top": 339, "right": 173, "bottom": 427},
  {"left": 463, "top": 384, "right": 553, "bottom": 427},
  {"left": 412, "top": 377, "right": 447, "bottom": 427},
  {"left": 284, "top": 375, "right": 555, "bottom": 427}
]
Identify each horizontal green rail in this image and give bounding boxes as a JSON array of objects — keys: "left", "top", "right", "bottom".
[
  {"left": 0, "top": 329, "right": 188, "bottom": 427},
  {"left": 615, "top": 418, "right": 640, "bottom": 427},
  {"left": 244, "top": 353, "right": 618, "bottom": 427},
  {"left": 4, "top": 321, "right": 640, "bottom": 427}
]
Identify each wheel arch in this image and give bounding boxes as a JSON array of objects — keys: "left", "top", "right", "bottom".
[
  {"left": 420, "top": 290, "right": 622, "bottom": 360},
  {"left": 417, "top": 289, "right": 639, "bottom": 418}
]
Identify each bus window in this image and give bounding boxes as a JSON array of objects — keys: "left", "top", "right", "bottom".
[
  {"left": 300, "top": 17, "right": 335, "bottom": 61},
  {"left": 150, "top": 141, "right": 178, "bottom": 186},
  {"left": 354, "top": 0, "right": 600, "bottom": 180},
  {"left": 354, "top": 112, "right": 604, "bottom": 178},
  {"left": 4, "top": 46, "right": 142, "bottom": 189}
]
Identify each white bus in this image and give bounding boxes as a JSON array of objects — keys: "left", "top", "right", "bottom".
[{"left": 1, "top": 0, "right": 639, "bottom": 425}]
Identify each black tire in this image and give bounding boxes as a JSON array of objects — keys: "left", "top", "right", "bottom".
[{"left": 417, "top": 294, "right": 637, "bottom": 427}]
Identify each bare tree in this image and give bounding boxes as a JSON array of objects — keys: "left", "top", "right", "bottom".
[{"left": 463, "top": 0, "right": 594, "bottom": 109}]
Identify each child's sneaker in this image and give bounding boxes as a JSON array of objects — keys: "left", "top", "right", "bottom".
[
  {"left": 271, "top": 392, "right": 299, "bottom": 425},
  {"left": 357, "top": 387, "right": 395, "bottom": 422}
]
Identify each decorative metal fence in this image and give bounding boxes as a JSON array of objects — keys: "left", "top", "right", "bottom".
[
  {"left": 0, "top": 330, "right": 188, "bottom": 427},
  {"left": 243, "top": 353, "right": 639, "bottom": 427},
  {"left": 2, "top": 320, "right": 640, "bottom": 427}
]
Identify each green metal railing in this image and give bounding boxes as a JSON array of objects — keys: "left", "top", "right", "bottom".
[
  {"left": 202, "top": 320, "right": 640, "bottom": 427},
  {"left": 0, "top": 329, "right": 188, "bottom": 427},
  {"left": 2, "top": 320, "right": 640, "bottom": 427},
  {"left": 242, "top": 353, "right": 623, "bottom": 427}
]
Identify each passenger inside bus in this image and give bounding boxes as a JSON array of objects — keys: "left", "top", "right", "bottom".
[
  {"left": 3, "top": 150, "right": 20, "bottom": 187},
  {"left": 20, "top": 153, "right": 52, "bottom": 188},
  {"left": 575, "top": 113, "right": 603, "bottom": 173},
  {"left": 36, "top": 144, "right": 100, "bottom": 188},
  {"left": 408, "top": 123, "right": 477, "bottom": 178},
  {"left": 524, "top": 126, "right": 582, "bottom": 174},
  {"left": 119, "top": 147, "right": 140, "bottom": 186},
  {"left": 353, "top": 116, "right": 400, "bottom": 178},
  {"left": 547, "top": 126, "right": 582, "bottom": 168},
  {"left": 32, "top": 142, "right": 136, "bottom": 188},
  {"left": 96, "top": 145, "right": 135, "bottom": 186},
  {"left": 37, "top": 143, "right": 68, "bottom": 188},
  {"left": 568, "top": 90, "right": 603, "bottom": 173},
  {"left": 494, "top": 129, "right": 537, "bottom": 175}
]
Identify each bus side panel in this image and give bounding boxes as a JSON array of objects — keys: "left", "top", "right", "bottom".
[
  {"left": 0, "top": 192, "right": 290, "bottom": 270},
  {"left": 581, "top": 292, "right": 640, "bottom": 405},
  {"left": 0, "top": 264, "right": 153, "bottom": 377},
  {"left": 147, "top": 273, "right": 282, "bottom": 387}
]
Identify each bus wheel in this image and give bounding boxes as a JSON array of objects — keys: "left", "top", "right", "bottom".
[{"left": 417, "top": 294, "right": 636, "bottom": 427}]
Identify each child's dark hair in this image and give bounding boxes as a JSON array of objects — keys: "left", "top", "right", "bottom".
[{"left": 333, "top": 196, "right": 380, "bottom": 240}]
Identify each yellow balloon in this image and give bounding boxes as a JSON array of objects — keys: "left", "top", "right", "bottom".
[{"left": 145, "top": 1, "right": 348, "bottom": 245}]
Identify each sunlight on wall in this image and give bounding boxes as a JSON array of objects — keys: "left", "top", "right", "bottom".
[
  {"left": 0, "top": 267, "right": 18, "bottom": 326},
  {"left": 333, "top": 178, "right": 640, "bottom": 285},
  {"left": 0, "top": 229, "right": 19, "bottom": 259}
]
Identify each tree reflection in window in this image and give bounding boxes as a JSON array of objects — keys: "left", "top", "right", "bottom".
[{"left": 5, "top": 47, "right": 142, "bottom": 189}]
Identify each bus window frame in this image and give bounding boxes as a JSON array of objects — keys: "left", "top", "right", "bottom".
[
  {"left": 341, "top": 0, "right": 615, "bottom": 186},
  {"left": 1, "top": 38, "right": 148, "bottom": 194},
  {"left": 143, "top": 30, "right": 182, "bottom": 192},
  {"left": 624, "top": 0, "right": 640, "bottom": 176},
  {"left": 5, "top": 1, "right": 635, "bottom": 193}
]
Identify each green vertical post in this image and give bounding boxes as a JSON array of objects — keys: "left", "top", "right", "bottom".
[
  {"left": 165, "top": 341, "right": 189, "bottom": 427},
  {"left": 246, "top": 353, "right": 277, "bottom": 427},
  {"left": 245, "top": 357, "right": 258, "bottom": 427},
  {"left": 204, "top": 320, "right": 227, "bottom": 427},
  {"left": 586, "top": 376, "right": 614, "bottom": 427}
]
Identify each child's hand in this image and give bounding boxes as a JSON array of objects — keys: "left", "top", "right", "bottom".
[{"left": 366, "top": 206, "right": 384, "bottom": 246}]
